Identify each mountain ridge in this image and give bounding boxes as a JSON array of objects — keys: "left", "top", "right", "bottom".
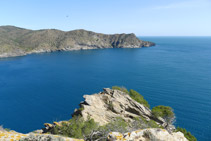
[{"left": 0, "top": 26, "right": 155, "bottom": 58}]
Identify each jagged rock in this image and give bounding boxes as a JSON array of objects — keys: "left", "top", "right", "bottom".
[
  {"left": 73, "top": 88, "right": 165, "bottom": 126},
  {"left": 108, "top": 128, "right": 188, "bottom": 141},
  {"left": 41, "top": 121, "right": 70, "bottom": 133}
]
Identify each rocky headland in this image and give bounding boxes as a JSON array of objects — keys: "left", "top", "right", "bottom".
[
  {"left": 0, "top": 87, "right": 196, "bottom": 141},
  {"left": 0, "top": 26, "right": 155, "bottom": 58}
]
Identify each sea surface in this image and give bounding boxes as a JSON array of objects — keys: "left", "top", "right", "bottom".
[{"left": 0, "top": 37, "right": 211, "bottom": 140}]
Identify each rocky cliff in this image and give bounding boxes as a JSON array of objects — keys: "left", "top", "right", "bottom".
[
  {"left": 72, "top": 88, "right": 166, "bottom": 127},
  {"left": 0, "top": 26, "right": 155, "bottom": 58},
  {"left": 0, "top": 88, "right": 192, "bottom": 141},
  {"left": 39, "top": 88, "right": 188, "bottom": 141}
]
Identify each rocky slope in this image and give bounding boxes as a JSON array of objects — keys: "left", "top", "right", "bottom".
[
  {"left": 0, "top": 88, "right": 190, "bottom": 141},
  {"left": 0, "top": 129, "right": 187, "bottom": 141},
  {"left": 0, "top": 130, "right": 83, "bottom": 141},
  {"left": 0, "top": 126, "right": 81, "bottom": 141},
  {"left": 39, "top": 88, "right": 187, "bottom": 141},
  {"left": 0, "top": 26, "right": 155, "bottom": 58},
  {"left": 108, "top": 128, "right": 187, "bottom": 141},
  {"left": 73, "top": 88, "right": 166, "bottom": 127}
]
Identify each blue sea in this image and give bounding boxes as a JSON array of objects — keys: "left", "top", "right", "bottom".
[{"left": 0, "top": 37, "right": 210, "bottom": 140}]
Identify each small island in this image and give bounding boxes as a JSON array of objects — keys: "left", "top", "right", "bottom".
[
  {"left": 0, "top": 87, "right": 196, "bottom": 141},
  {"left": 0, "top": 26, "right": 155, "bottom": 58}
]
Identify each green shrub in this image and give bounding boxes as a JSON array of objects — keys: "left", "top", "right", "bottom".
[
  {"left": 20, "top": 134, "right": 65, "bottom": 141},
  {"left": 95, "top": 117, "right": 129, "bottom": 140},
  {"left": 147, "top": 120, "right": 160, "bottom": 128},
  {"left": 78, "top": 107, "right": 84, "bottom": 112},
  {"left": 112, "top": 86, "right": 129, "bottom": 94},
  {"left": 130, "top": 116, "right": 161, "bottom": 130},
  {"left": 151, "top": 105, "right": 175, "bottom": 124},
  {"left": 111, "top": 86, "right": 150, "bottom": 108},
  {"left": 176, "top": 127, "right": 197, "bottom": 141},
  {"left": 52, "top": 116, "right": 98, "bottom": 139},
  {"left": 52, "top": 117, "right": 129, "bottom": 140},
  {"left": 151, "top": 106, "right": 174, "bottom": 118},
  {"left": 129, "top": 89, "right": 150, "bottom": 108},
  {"left": 104, "top": 117, "right": 128, "bottom": 132}
]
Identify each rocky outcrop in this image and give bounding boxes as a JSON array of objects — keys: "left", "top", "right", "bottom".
[
  {"left": 108, "top": 128, "right": 188, "bottom": 141},
  {"left": 0, "top": 129, "right": 187, "bottom": 141},
  {"left": 0, "top": 130, "right": 83, "bottom": 141},
  {"left": 0, "top": 88, "right": 190, "bottom": 141},
  {"left": 0, "top": 26, "right": 155, "bottom": 58},
  {"left": 73, "top": 88, "right": 166, "bottom": 126}
]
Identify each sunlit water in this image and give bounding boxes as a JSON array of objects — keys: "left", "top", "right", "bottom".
[{"left": 0, "top": 37, "right": 210, "bottom": 140}]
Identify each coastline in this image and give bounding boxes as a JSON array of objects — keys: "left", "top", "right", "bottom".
[{"left": 0, "top": 45, "right": 154, "bottom": 59}]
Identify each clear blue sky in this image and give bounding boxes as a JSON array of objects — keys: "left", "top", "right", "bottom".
[{"left": 1, "top": 0, "right": 211, "bottom": 36}]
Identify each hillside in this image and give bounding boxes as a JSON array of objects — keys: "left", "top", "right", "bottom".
[{"left": 0, "top": 26, "right": 155, "bottom": 58}]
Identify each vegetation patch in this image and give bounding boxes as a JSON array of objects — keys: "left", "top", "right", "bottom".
[
  {"left": 176, "top": 127, "right": 197, "bottom": 141},
  {"left": 112, "top": 86, "right": 129, "bottom": 94},
  {"left": 78, "top": 107, "right": 84, "bottom": 112},
  {"left": 151, "top": 105, "right": 175, "bottom": 124},
  {"left": 50, "top": 116, "right": 163, "bottom": 140},
  {"left": 112, "top": 86, "right": 150, "bottom": 108},
  {"left": 128, "top": 89, "right": 150, "bottom": 108},
  {"left": 52, "top": 116, "right": 98, "bottom": 139}
]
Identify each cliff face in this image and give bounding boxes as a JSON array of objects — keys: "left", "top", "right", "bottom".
[
  {"left": 0, "top": 26, "right": 155, "bottom": 58},
  {"left": 73, "top": 88, "right": 166, "bottom": 126}
]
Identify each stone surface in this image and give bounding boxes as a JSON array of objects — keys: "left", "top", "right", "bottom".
[
  {"left": 0, "top": 130, "right": 84, "bottom": 141},
  {"left": 108, "top": 128, "right": 188, "bottom": 141},
  {"left": 73, "top": 88, "right": 165, "bottom": 126}
]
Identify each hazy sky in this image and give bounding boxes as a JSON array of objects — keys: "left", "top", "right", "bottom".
[{"left": 1, "top": 0, "right": 211, "bottom": 36}]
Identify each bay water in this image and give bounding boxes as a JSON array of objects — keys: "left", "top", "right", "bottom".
[{"left": 0, "top": 37, "right": 210, "bottom": 140}]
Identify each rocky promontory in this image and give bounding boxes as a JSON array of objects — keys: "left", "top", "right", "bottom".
[
  {"left": 0, "top": 26, "right": 155, "bottom": 58},
  {"left": 72, "top": 88, "right": 166, "bottom": 127},
  {"left": 0, "top": 87, "right": 195, "bottom": 141},
  {"left": 39, "top": 87, "right": 192, "bottom": 141}
]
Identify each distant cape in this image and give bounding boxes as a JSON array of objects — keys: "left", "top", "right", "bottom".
[{"left": 0, "top": 26, "right": 155, "bottom": 58}]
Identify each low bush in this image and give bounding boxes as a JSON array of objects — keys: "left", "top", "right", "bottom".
[
  {"left": 52, "top": 116, "right": 98, "bottom": 139},
  {"left": 129, "top": 116, "right": 161, "bottom": 131},
  {"left": 129, "top": 89, "right": 150, "bottom": 108},
  {"left": 20, "top": 134, "right": 64, "bottom": 141},
  {"left": 51, "top": 116, "right": 129, "bottom": 140},
  {"left": 151, "top": 105, "right": 175, "bottom": 123},
  {"left": 176, "top": 127, "right": 197, "bottom": 141},
  {"left": 112, "top": 86, "right": 129, "bottom": 94},
  {"left": 112, "top": 86, "right": 150, "bottom": 108}
]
